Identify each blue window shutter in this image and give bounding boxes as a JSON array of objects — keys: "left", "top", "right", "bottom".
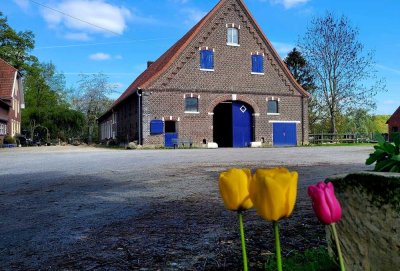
[
  {"left": 252, "top": 55, "right": 264, "bottom": 73},
  {"left": 150, "top": 120, "right": 164, "bottom": 135},
  {"left": 200, "top": 49, "right": 214, "bottom": 69}
]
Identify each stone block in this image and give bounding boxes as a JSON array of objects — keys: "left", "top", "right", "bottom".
[{"left": 326, "top": 172, "right": 400, "bottom": 271}]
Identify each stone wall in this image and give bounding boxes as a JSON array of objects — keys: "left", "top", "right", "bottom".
[{"left": 326, "top": 172, "right": 400, "bottom": 271}]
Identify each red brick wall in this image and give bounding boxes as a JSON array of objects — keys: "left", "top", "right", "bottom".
[
  {"left": 103, "top": 0, "right": 309, "bottom": 146},
  {"left": 142, "top": 0, "right": 308, "bottom": 146}
]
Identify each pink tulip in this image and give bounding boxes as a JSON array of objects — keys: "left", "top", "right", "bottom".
[{"left": 307, "top": 182, "right": 342, "bottom": 225}]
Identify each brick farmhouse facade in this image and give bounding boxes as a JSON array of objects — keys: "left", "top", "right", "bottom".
[
  {"left": 386, "top": 106, "right": 400, "bottom": 140},
  {"left": 98, "top": 0, "right": 310, "bottom": 147},
  {"left": 0, "top": 58, "right": 24, "bottom": 144}
]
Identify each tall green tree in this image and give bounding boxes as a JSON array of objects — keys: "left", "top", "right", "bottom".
[
  {"left": 0, "top": 12, "right": 37, "bottom": 70},
  {"left": 22, "top": 62, "right": 84, "bottom": 141},
  {"left": 284, "top": 48, "right": 320, "bottom": 131},
  {"left": 299, "top": 13, "right": 386, "bottom": 133},
  {"left": 72, "top": 73, "right": 115, "bottom": 144}
]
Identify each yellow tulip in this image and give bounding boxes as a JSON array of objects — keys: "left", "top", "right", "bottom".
[
  {"left": 219, "top": 168, "right": 253, "bottom": 211},
  {"left": 249, "top": 167, "right": 298, "bottom": 221}
]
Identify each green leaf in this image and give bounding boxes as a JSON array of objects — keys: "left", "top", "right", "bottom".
[
  {"left": 375, "top": 132, "right": 385, "bottom": 145},
  {"left": 390, "top": 164, "right": 400, "bottom": 173},
  {"left": 382, "top": 142, "right": 396, "bottom": 154},
  {"left": 393, "top": 133, "right": 400, "bottom": 147},
  {"left": 391, "top": 155, "right": 400, "bottom": 162},
  {"left": 375, "top": 160, "right": 398, "bottom": 172},
  {"left": 366, "top": 154, "right": 378, "bottom": 165}
]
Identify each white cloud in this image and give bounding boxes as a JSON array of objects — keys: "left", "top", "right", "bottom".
[
  {"left": 89, "top": 53, "right": 111, "bottom": 61},
  {"left": 180, "top": 8, "right": 207, "bottom": 25},
  {"left": 13, "top": 0, "right": 30, "bottom": 11},
  {"left": 271, "top": 41, "right": 295, "bottom": 58},
  {"left": 269, "top": 0, "right": 310, "bottom": 9},
  {"left": 40, "top": 0, "right": 132, "bottom": 37},
  {"left": 89, "top": 53, "right": 124, "bottom": 61}
]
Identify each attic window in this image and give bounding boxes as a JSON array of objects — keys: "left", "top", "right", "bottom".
[
  {"left": 251, "top": 52, "right": 264, "bottom": 74},
  {"left": 200, "top": 47, "right": 214, "bottom": 71},
  {"left": 226, "top": 24, "right": 240, "bottom": 46}
]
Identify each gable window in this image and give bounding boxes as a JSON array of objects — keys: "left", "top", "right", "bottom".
[
  {"left": 200, "top": 48, "right": 214, "bottom": 71},
  {"left": 251, "top": 53, "right": 264, "bottom": 74},
  {"left": 185, "top": 96, "right": 199, "bottom": 113},
  {"left": 267, "top": 100, "right": 279, "bottom": 114},
  {"left": 0, "top": 123, "right": 6, "bottom": 135},
  {"left": 227, "top": 27, "right": 239, "bottom": 46}
]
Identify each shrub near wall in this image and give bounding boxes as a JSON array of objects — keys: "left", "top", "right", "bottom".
[{"left": 326, "top": 172, "right": 400, "bottom": 271}]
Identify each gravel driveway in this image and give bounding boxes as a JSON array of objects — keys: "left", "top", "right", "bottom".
[{"left": 0, "top": 146, "right": 373, "bottom": 270}]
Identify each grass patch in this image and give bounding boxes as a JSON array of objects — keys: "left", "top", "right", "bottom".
[
  {"left": 264, "top": 247, "right": 337, "bottom": 271},
  {"left": 308, "top": 143, "right": 374, "bottom": 147}
]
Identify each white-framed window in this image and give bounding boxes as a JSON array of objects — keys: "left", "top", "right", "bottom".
[
  {"left": 227, "top": 27, "right": 239, "bottom": 45},
  {"left": 226, "top": 23, "right": 240, "bottom": 46},
  {"left": 184, "top": 94, "right": 200, "bottom": 113},
  {"left": 267, "top": 99, "right": 279, "bottom": 114},
  {"left": 0, "top": 123, "right": 6, "bottom": 135}
]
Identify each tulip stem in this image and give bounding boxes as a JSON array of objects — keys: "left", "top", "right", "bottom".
[
  {"left": 331, "top": 223, "right": 346, "bottom": 271},
  {"left": 238, "top": 212, "right": 248, "bottom": 271},
  {"left": 273, "top": 221, "right": 283, "bottom": 271}
]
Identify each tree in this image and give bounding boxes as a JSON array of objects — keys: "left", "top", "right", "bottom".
[
  {"left": 284, "top": 48, "right": 321, "bottom": 131},
  {"left": 299, "top": 13, "right": 386, "bottom": 133},
  {"left": 73, "top": 73, "right": 115, "bottom": 144},
  {"left": 22, "top": 62, "right": 84, "bottom": 141},
  {"left": 0, "top": 12, "right": 37, "bottom": 71},
  {"left": 371, "top": 115, "right": 391, "bottom": 134}
]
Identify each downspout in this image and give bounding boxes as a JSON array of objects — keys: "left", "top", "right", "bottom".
[
  {"left": 301, "top": 96, "right": 305, "bottom": 145},
  {"left": 137, "top": 88, "right": 143, "bottom": 145}
]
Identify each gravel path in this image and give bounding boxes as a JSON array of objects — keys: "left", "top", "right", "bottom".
[{"left": 0, "top": 146, "right": 373, "bottom": 270}]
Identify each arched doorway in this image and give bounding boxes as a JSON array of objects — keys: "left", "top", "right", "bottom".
[{"left": 213, "top": 101, "right": 254, "bottom": 147}]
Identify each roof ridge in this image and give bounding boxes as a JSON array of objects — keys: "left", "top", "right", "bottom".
[
  {"left": 110, "top": 0, "right": 227, "bottom": 109},
  {"left": 0, "top": 58, "right": 18, "bottom": 72}
]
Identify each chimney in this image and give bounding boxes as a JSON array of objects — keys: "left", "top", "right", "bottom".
[{"left": 147, "top": 61, "right": 154, "bottom": 68}]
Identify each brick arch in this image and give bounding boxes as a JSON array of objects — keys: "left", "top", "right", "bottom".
[{"left": 207, "top": 94, "right": 260, "bottom": 114}]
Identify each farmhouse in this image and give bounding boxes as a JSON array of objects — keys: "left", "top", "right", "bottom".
[
  {"left": 98, "top": 0, "right": 310, "bottom": 148},
  {"left": 0, "top": 58, "right": 24, "bottom": 144},
  {"left": 386, "top": 106, "right": 400, "bottom": 140}
]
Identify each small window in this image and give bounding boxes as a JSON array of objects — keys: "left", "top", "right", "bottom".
[
  {"left": 185, "top": 97, "right": 199, "bottom": 112},
  {"left": 227, "top": 27, "right": 239, "bottom": 45},
  {"left": 200, "top": 49, "right": 214, "bottom": 70},
  {"left": 252, "top": 54, "right": 264, "bottom": 74},
  {"left": 268, "top": 100, "right": 279, "bottom": 114}
]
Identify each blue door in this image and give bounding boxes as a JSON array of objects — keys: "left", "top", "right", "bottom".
[
  {"left": 273, "top": 123, "right": 297, "bottom": 146},
  {"left": 232, "top": 102, "right": 252, "bottom": 147},
  {"left": 165, "top": 133, "right": 178, "bottom": 148},
  {"left": 164, "top": 120, "right": 178, "bottom": 148}
]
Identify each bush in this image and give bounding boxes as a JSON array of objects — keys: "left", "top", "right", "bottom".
[
  {"left": 366, "top": 133, "right": 400, "bottom": 172},
  {"left": 3, "top": 135, "right": 16, "bottom": 144}
]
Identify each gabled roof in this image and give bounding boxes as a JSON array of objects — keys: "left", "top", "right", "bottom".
[
  {"left": 386, "top": 106, "right": 400, "bottom": 124},
  {"left": 103, "top": 0, "right": 310, "bottom": 118},
  {"left": 0, "top": 58, "right": 18, "bottom": 98}
]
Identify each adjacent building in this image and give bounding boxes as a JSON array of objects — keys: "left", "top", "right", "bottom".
[
  {"left": 98, "top": 0, "right": 310, "bottom": 147},
  {"left": 0, "top": 58, "right": 24, "bottom": 144},
  {"left": 386, "top": 106, "right": 400, "bottom": 140}
]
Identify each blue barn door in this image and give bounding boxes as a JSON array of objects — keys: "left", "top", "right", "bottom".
[
  {"left": 164, "top": 121, "right": 178, "bottom": 148},
  {"left": 273, "top": 123, "right": 297, "bottom": 146},
  {"left": 232, "top": 102, "right": 252, "bottom": 147},
  {"left": 165, "top": 133, "right": 178, "bottom": 148}
]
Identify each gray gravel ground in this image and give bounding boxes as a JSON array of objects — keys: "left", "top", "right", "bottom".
[{"left": 0, "top": 145, "right": 373, "bottom": 270}]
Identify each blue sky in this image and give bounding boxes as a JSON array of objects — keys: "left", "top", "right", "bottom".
[{"left": 1, "top": 0, "right": 399, "bottom": 115}]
